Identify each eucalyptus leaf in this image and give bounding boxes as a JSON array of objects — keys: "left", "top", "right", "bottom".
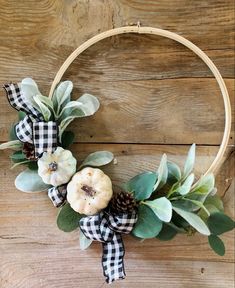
[
  {"left": 208, "top": 235, "right": 225, "bottom": 256},
  {"left": 15, "top": 169, "right": 51, "bottom": 192},
  {"left": 124, "top": 172, "right": 157, "bottom": 201},
  {"left": 18, "top": 111, "right": 26, "bottom": 120},
  {"left": 132, "top": 204, "right": 163, "bottom": 238},
  {"left": 57, "top": 203, "right": 82, "bottom": 232},
  {"left": 61, "top": 131, "right": 75, "bottom": 149},
  {"left": 33, "top": 95, "right": 51, "bottom": 121},
  {"left": 167, "top": 161, "right": 181, "bottom": 185},
  {"left": 79, "top": 151, "right": 114, "bottom": 169},
  {"left": 79, "top": 230, "right": 93, "bottom": 250},
  {"left": 207, "top": 212, "right": 234, "bottom": 235},
  {"left": 10, "top": 151, "right": 27, "bottom": 163},
  {"left": 204, "top": 195, "right": 224, "bottom": 212},
  {"left": 156, "top": 223, "right": 178, "bottom": 241},
  {"left": 154, "top": 154, "right": 168, "bottom": 191},
  {"left": 172, "top": 205, "right": 210, "bottom": 235},
  {"left": 0, "top": 140, "right": 22, "bottom": 151},
  {"left": 144, "top": 197, "right": 172, "bottom": 222},
  {"left": 53, "top": 80, "right": 73, "bottom": 115},
  {"left": 176, "top": 173, "right": 194, "bottom": 195},
  {"left": 183, "top": 143, "right": 196, "bottom": 179}
]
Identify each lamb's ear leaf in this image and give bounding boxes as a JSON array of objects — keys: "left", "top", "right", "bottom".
[
  {"left": 79, "top": 151, "right": 114, "bottom": 169},
  {"left": 15, "top": 169, "right": 50, "bottom": 192},
  {"left": 79, "top": 230, "right": 93, "bottom": 250},
  {"left": 57, "top": 203, "right": 82, "bottom": 232},
  {"left": 52, "top": 80, "right": 73, "bottom": 114},
  {"left": 183, "top": 144, "right": 196, "bottom": 179},
  {"left": 154, "top": 154, "right": 168, "bottom": 191},
  {"left": 0, "top": 140, "right": 22, "bottom": 151}
]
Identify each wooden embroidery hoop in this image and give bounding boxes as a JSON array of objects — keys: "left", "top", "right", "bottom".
[{"left": 49, "top": 25, "right": 232, "bottom": 176}]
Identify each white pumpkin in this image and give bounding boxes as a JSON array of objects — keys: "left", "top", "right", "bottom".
[
  {"left": 67, "top": 167, "right": 113, "bottom": 215},
  {"left": 38, "top": 147, "right": 77, "bottom": 187}
]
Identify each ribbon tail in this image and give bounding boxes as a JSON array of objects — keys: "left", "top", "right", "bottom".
[{"left": 102, "top": 233, "right": 125, "bottom": 284}]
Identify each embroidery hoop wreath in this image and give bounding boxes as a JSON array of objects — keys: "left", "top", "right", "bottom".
[
  {"left": 49, "top": 25, "right": 231, "bottom": 176},
  {"left": 1, "top": 25, "right": 233, "bottom": 283},
  {"left": 50, "top": 25, "right": 234, "bottom": 259}
]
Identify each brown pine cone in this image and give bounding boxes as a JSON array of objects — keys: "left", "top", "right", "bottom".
[
  {"left": 110, "top": 190, "right": 137, "bottom": 214},
  {"left": 22, "top": 142, "right": 36, "bottom": 160}
]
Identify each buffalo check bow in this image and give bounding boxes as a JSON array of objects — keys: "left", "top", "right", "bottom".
[
  {"left": 3, "top": 83, "right": 58, "bottom": 157},
  {"left": 80, "top": 210, "right": 138, "bottom": 283}
]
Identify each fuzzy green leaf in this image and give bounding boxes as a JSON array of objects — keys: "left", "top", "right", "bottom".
[
  {"left": 144, "top": 197, "right": 172, "bottom": 222},
  {"left": 124, "top": 172, "right": 157, "bottom": 201},
  {"left": 172, "top": 205, "right": 210, "bottom": 235},
  {"left": 76, "top": 93, "right": 100, "bottom": 116},
  {"left": 53, "top": 81, "right": 73, "bottom": 115},
  {"left": 15, "top": 169, "right": 50, "bottom": 192},
  {"left": 132, "top": 204, "right": 163, "bottom": 238},
  {"left": 208, "top": 235, "right": 225, "bottom": 256},
  {"left": 0, "top": 140, "right": 22, "bottom": 151},
  {"left": 176, "top": 173, "right": 194, "bottom": 195},
  {"left": 207, "top": 212, "right": 234, "bottom": 235},
  {"left": 154, "top": 154, "right": 168, "bottom": 191},
  {"left": 57, "top": 203, "right": 82, "bottom": 232},
  {"left": 183, "top": 144, "right": 196, "bottom": 179},
  {"left": 79, "top": 230, "right": 93, "bottom": 250},
  {"left": 33, "top": 95, "right": 51, "bottom": 121},
  {"left": 79, "top": 151, "right": 114, "bottom": 169},
  {"left": 20, "top": 78, "right": 42, "bottom": 108}
]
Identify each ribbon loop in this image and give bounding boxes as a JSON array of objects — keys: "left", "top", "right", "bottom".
[
  {"left": 3, "top": 82, "right": 58, "bottom": 157},
  {"left": 80, "top": 211, "right": 137, "bottom": 283}
]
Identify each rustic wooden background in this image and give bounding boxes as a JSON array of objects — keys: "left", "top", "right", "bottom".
[{"left": 0, "top": 1, "right": 234, "bottom": 287}]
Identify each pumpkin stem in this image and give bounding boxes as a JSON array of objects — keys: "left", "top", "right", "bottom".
[
  {"left": 81, "top": 185, "right": 96, "bottom": 197},
  {"left": 48, "top": 161, "right": 58, "bottom": 171}
]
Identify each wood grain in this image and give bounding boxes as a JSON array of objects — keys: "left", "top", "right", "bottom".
[{"left": 0, "top": 0, "right": 234, "bottom": 287}]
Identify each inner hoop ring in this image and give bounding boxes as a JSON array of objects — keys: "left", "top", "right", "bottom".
[{"left": 49, "top": 26, "right": 232, "bottom": 176}]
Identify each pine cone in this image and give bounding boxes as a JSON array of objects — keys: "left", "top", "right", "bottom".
[
  {"left": 22, "top": 142, "right": 36, "bottom": 160},
  {"left": 110, "top": 191, "right": 137, "bottom": 214}
]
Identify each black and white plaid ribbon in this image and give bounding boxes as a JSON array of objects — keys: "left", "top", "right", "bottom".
[
  {"left": 3, "top": 83, "right": 58, "bottom": 157},
  {"left": 48, "top": 185, "right": 67, "bottom": 207},
  {"left": 80, "top": 211, "right": 137, "bottom": 283}
]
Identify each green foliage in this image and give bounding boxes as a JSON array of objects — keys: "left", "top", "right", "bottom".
[
  {"left": 52, "top": 80, "right": 73, "bottom": 115},
  {"left": 61, "top": 131, "right": 75, "bottom": 149},
  {"left": 124, "top": 172, "right": 157, "bottom": 201},
  {"left": 207, "top": 212, "right": 234, "bottom": 235},
  {"left": 172, "top": 205, "right": 210, "bottom": 235},
  {"left": 10, "top": 151, "right": 27, "bottom": 163},
  {"left": 144, "top": 197, "right": 172, "bottom": 222},
  {"left": 154, "top": 154, "right": 168, "bottom": 191},
  {"left": 176, "top": 173, "right": 194, "bottom": 196},
  {"left": 156, "top": 224, "right": 178, "bottom": 241},
  {"left": 132, "top": 204, "right": 162, "bottom": 238},
  {"left": 0, "top": 140, "right": 22, "bottom": 151},
  {"left": 79, "top": 230, "right": 93, "bottom": 250},
  {"left": 15, "top": 169, "right": 50, "bottom": 192},
  {"left": 167, "top": 161, "right": 181, "bottom": 185},
  {"left": 182, "top": 143, "right": 195, "bottom": 180},
  {"left": 79, "top": 151, "right": 114, "bottom": 169},
  {"left": 57, "top": 203, "right": 82, "bottom": 232},
  {"left": 208, "top": 235, "right": 225, "bottom": 256}
]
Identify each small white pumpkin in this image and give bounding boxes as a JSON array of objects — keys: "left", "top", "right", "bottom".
[
  {"left": 38, "top": 147, "right": 77, "bottom": 187},
  {"left": 67, "top": 167, "right": 113, "bottom": 215}
]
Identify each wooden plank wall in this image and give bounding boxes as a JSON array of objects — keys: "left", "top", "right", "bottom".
[{"left": 0, "top": 1, "right": 234, "bottom": 287}]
